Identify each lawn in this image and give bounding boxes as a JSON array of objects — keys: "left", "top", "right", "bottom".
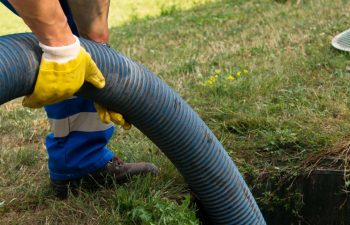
[{"left": 1, "top": 0, "right": 350, "bottom": 224}]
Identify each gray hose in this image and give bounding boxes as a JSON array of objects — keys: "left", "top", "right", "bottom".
[{"left": 0, "top": 33, "right": 266, "bottom": 224}]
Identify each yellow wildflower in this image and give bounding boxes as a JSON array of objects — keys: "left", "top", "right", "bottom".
[
  {"left": 209, "top": 76, "right": 216, "bottom": 82},
  {"left": 207, "top": 80, "right": 214, "bottom": 85},
  {"left": 227, "top": 75, "right": 235, "bottom": 81},
  {"left": 243, "top": 69, "right": 249, "bottom": 74},
  {"left": 236, "top": 71, "right": 241, "bottom": 76},
  {"left": 214, "top": 69, "right": 221, "bottom": 75}
]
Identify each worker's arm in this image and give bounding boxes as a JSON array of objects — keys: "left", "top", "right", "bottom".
[
  {"left": 67, "top": 0, "right": 131, "bottom": 129},
  {"left": 67, "top": 0, "right": 110, "bottom": 43},
  {"left": 8, "top": 0, "right": 105, "bottom": 108},
  {"left": 8, "top": 0, "right": 74, "bottom": 46},
  {"left": 9, "top": 0, "right": 130, "bottom": 128}
]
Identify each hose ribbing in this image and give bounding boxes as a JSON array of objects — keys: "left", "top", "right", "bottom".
[{"left": 0, "top": 33, "right": 266, "bottom": 225}]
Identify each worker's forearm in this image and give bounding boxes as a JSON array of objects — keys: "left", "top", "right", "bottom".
[
  {"left": 67, "top": 0, "right": 110, "bottom": 43},
  {"left": 8, "top": 0, "right": 75, "bottom": 46}
]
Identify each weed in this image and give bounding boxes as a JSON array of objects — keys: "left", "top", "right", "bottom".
[{"left": 201, "top": 67, "right": 251, "bottom": 96}]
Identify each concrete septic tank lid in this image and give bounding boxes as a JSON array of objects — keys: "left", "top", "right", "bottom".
[{"left": 332, "top": 28, "right": 350, "bottom": 52}]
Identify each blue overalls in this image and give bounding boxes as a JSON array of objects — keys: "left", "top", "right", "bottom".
[{"left": 0, "top": 0, "right": 115, "bottom": 181}]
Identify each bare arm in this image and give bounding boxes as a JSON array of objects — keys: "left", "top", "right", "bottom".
[
  {"left": 8, "top": 0, "right": 106, "bottom": 109},
  {"left": 67, "top": 0, "right": 110, "bottom": 43},
  {"left": 8, "top": 0, "right": 75, "bottom": 46}
]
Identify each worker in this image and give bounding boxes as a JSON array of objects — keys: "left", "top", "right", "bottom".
[{"left": 0, "top": 0, "right": 158, "bottom": 199}]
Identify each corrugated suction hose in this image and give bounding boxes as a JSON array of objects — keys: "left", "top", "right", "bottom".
[{"left": 0, "top": 33, "right": 266, "bottom": 225}]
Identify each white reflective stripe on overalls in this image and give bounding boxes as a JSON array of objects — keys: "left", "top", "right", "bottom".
[{"left": 48, "top": 112, "right": 114, "bottom": 138}]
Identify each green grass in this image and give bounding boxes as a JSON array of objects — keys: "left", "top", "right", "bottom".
[
  {"left": 0, "top": 0, "right": 215, "bottom": 35},
  {"left": 1, "top": 0, "right": 350, "bottom": 223}
]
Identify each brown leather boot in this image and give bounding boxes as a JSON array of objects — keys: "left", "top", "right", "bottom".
[{"left": 51, "top": 157, "right": 158, "bottom": 199}]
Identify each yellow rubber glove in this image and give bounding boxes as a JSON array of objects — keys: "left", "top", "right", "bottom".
[
  {"left": 95, "top": 104, "right": 132, "bottom": 130},
  {"left": 23, "top": 36, "right": 105, "bottom": 108}
]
